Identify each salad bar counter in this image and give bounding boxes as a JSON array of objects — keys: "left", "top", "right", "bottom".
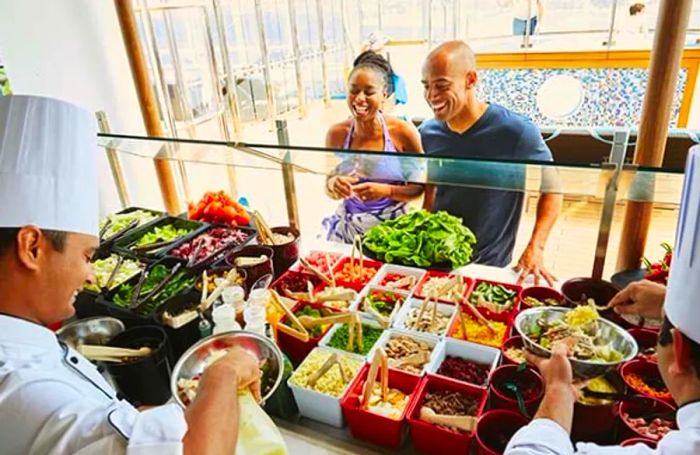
[{"left": 67, "top": 202, "right": 673, "bottom": 455}]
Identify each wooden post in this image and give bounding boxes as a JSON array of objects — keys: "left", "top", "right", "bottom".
[
  {"left": 616, "top": 0, "right": 692, "bottom": 272},
  {"left": 114, "top": 0, "right": 181, "bottom": 215}
]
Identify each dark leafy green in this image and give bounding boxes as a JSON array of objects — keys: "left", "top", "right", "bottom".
[
  {"left": 113, "top": 264, "right": 195, "bottom": 315},
  {"left": 364, "top": 210, "right": 476, "bottom": 268}
]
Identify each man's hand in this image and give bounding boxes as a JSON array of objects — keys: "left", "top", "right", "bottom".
[
  {"left": 514, "top": 243, "right": 557, "bottom": 287},
  {"left": 525, "top": 342, "right": 578, "bottom": 434},
  {"left": 352, "top": 182, "right": 392, "bottom": 201},
  {"left": 204, "top": 346, "right": 262, "bottom": 402},
  {"left": 328, "top": 175, "right": 359, "bottom": 199},
  {"left": 608, "top": 280, "right": 665, "bottom": 320},
  {"left": 525, "top": 342, "right": 575, "bottom": 395}
]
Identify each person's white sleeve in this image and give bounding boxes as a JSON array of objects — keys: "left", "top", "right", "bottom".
[
  {"left": 0, "top": 379, "right": 186, "bottom": 455},
  {"left": 505, "top": 418, "right": 575, "bottom": 455}
]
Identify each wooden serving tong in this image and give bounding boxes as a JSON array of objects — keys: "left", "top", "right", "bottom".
[
  {"left": 350, "top": 235, "right": 365, "bottom": 281},
  {"left": 253, "top": 211, "right": 277, "bottom": 245},
  {"left": 361, "top": 348, "right": 389, "bottom": 409},
  {"left": 270, "top": 290, "right": 311, "bottom": 342},
  {"left": 306, "top": 352, "right": 346, "bottom": 388},
  {"left": 78, "top": 345, "right": 152, "bottom": 363},
  {"left": 419, "top": 407, "right": 478, "bottom": 433}
]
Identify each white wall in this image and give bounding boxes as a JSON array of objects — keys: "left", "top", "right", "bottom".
[{"left": 0, "top": 0, "right": 164, "bottom": 215}]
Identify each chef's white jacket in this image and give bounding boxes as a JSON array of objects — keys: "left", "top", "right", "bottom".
[
  {"left": 505, "top": 402, "right": 700, "bottom": 454},
  {"left": 0, "top": 315, "right": 187, "bottom": 454}
]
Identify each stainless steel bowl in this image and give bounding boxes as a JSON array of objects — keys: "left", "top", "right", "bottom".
[
  {"left": 170, "top": 330, "right": 284, "bottom": 408},
  {"left": 56, "top": 317, "right": 125, "bottom": 349},
  {"left": 514, "top": 307, "right": 638, "bottom": 379}
]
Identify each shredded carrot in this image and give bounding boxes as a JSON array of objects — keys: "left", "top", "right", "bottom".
[{"left": 625, "top": 373, "right": 671, "bottom": 399}]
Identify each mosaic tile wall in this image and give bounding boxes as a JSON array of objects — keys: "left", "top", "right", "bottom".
[{"left": 476, "top": 67, "right": 688, "bottom": 128}]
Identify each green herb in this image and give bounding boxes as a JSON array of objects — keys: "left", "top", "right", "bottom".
[
  {"left": 100, "top": 210, "right": 159, "bottom": 240},
  {"left": 112, "top": 264, "right": 195, "bottom": 315},
  {"left": 326, "top": 323, "right": 383, "bottom": 355},
  {"left": 134, "top": 224, "right": 192, "bottom": 248},
  {"left": 284, "top": 305, "right": 324, "bottom": 337},
  {"left": 366, "top": 291, "right": 402, "bottom": 317},
  {"left": 364, "top": 210, "right": 476, "bottom": 268}
]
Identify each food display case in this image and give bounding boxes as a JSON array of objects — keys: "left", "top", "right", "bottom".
[{"left": 88, "top": 129, "right": 686, "bottom": 453}]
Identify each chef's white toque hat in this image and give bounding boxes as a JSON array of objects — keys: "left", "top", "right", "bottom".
[{"left": 0, "top": 95, "right": 98, "bottom": 236}]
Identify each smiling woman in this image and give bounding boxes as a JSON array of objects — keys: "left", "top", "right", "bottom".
[{"left": 322, "top": 51, "right": 425, "bottom": 244}]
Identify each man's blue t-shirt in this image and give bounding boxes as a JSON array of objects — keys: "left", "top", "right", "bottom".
[{"left": 419, "top": 103, "right": 552, "bottom": 267}]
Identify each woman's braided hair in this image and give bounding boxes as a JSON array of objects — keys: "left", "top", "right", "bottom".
[{"left": 350, "top": 50, "right": 395, "bottom": 97}]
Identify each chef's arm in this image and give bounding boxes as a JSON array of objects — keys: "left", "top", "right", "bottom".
[
  {"left": 505, "top": 343, "right": 576, "bottom": 455},
  {"left": 183, "top": 366, "right": 240, "bottom": 455},
  {"left": 183, "top": 347, "right": 262, "bottom": 455},
  {"left": 526, "top": 192, "right": 561, "bottom": 251}
]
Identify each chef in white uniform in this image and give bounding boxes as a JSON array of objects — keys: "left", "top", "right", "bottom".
[
  {"left": 0, "top": 95, "right": 262, "bottom": 455},
  {"left": 505, "top": 146, "right": 700, "bottom": 454}
]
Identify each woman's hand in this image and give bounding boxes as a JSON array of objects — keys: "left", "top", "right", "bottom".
[
  {"left": 327, "top": 175, "right": 359, "bottom": 199},
  {"left": 352, "top": 182, "right": 392, "bottom": 201}
]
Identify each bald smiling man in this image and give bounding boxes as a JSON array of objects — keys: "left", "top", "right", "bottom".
[{"left": 419, "top": 41, "right": 562, "bottom": 286}]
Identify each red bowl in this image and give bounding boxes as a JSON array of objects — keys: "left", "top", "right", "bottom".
[
  {"left": 474, "top": 410, "right": 528, "bottom": 455},
  {"left": 407, "top": 374, "right": 488, "bottom": 455},
  {"left": 272, "top": 270, "right": 322, "bottom": 296},
  {"left": 224, "top": 245, "right": 274, "bottom": 291},
  {"left": 501, "top": 336, "right": 526, "bottom": 366},
  {"left": 340, "top": 364, "right": 420, "bottom": 450},
  {"left": 332, "top": 257, "right": 382, "bottom": 291},
  {"left": 448, "top": 306, "right": 513, "bottom": 349},
  {"left": 618, "top": 396, "right": 676, "bottom": 442},
  {"left": 561, "top": 277, "right": 618, "bottom": 308},
  {"left": 466, "top": 279, "right": 522, "bottom": 318},
  {"left": 621, "top": 359, "right": 675, "bottom": 405},
  {"left": 620, "top": 437, "right": 658, "bottom": 448},
  {"left": 489, "top": 365, "right": 544, "bottom": 417},
  {"left": 571, "top": 371, "right": 627, "bottom": 442},
  {"left": 414, "top": 270, "right": 474, "bottom": 304},
  {"left": 519, "top": 286, "right": 566, "bottom": 309},
  {"left": 628, "top": 328, "right": 659, "bottom": 362},
  {"left": 276, "top": 301, "right": 339, "bottom": 365},
  {"left": 257, "top": 226, "right": 300, "bottom": 278}
]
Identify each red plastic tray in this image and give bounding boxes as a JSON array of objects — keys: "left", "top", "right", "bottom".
[
  {"left": 406, "top": 374, "right": 488, "bottom": 455},
  {"left": 332, "top": 257, "right": 382, "bottom": 291},
  {"left": 340, "top": 363, "right": 420, "bottom": 450},
  {"left": 447, "top": 304, "right": 513, "bottom": 349},
  {"left": 414, "top": 271, "right": 474, "bottom": 304},
  {"left": 290, "top": 250, "right": 343, "bottom": 275},
  {"left": 276, "top": 301, "right": 340, "bottom": 365},
  {"left": 466, "top": 279, "right": 522, "bottom": 319}
]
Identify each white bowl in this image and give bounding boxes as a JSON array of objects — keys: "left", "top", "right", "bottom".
[
  {"left": 393, "top": 297, "right": 457, "bottom": 337},
  {"left": 354, "top": 286, "right": 409, "bottom": 328},
  {"left": 318, "top": 313, "right": 385, "bottom": 361},
  {"left": 287, "top": 347, "right": 363, "bottom": 427},
  {"left": 372, "top": 328, "right": 444, "bottom": 377},
  {"left": 427, "top": 337, "right": 501, "bottom": 388},
  {"left": 370, "top": 264, "right": 425, "bottom": 294}
]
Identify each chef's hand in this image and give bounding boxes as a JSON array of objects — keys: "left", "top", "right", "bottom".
[
  {"left": 352, "top": 182, "right": 392, "bottom": 201},
  {"left": 514, "top": 243, "right": 557, "bottom": 287},
  {"left": 206, "top": 346, "right": 262, "bottom": 402},
  {"left": 608, "top": 280, "right": 665, "bottom": 320},
  {"left": 525, "top": 342, "right": 576, "bottom": 398},
  {"left": 327, "top": 175, "right": 359, "bottom": 199}
]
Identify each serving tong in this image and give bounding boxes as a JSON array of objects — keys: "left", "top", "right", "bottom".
[
  {"left": 78, "top": 344, "right": 152, "bottom": 363},
  {"left": 305, "top": 352, "right": 346, "bottom": 388},
  {"left": 361, "top": 348, "right": 389, "bottom": 409},
  {"left": 419, "top": 406, "right": 478, "bottom": 433},
  {"left": 129, "top": 263, "right": 183, "bottom": 311}
]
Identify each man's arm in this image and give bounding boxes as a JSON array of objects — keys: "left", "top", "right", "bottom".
[
  {"left": 422, "top": 184, "right": 436, "bottom": 211},
  {"left": 183, "top": 347, "right": 261, "bottom": 455}
]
